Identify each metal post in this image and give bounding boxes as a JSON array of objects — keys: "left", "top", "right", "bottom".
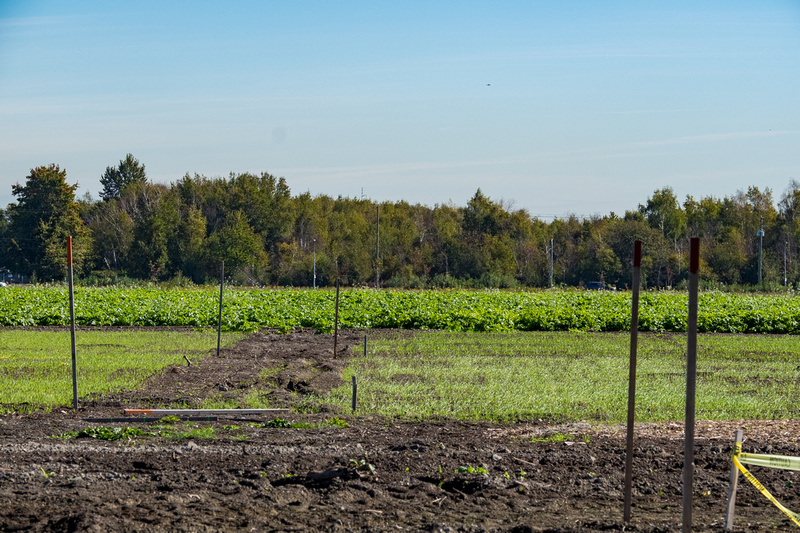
[
  {"left": 67, "top": 236, "right": 78, "bottom": 410},
  {"left": 352, "top": 376, "right": 357, "bottom": 412},
  {"left": 624, "top": 240, "right": 642, "bottom": 523},
  {"left": 333, "top": 278, "right": 340, "bottom": 356},
  {"left": 217, "top": 261, "right": 224, "bottom": 358},
  {"left": 313, "top": 239, "right": 317, "bottom": 289},
  {"left": 724, "top": 430, "right": 744, "bottom": 529},
  {"left": 376, "top": 205, "right": 380, "bottom": 289},
  {"left": 683, "top": 237, "right": 700, "bottom": 533},
  {"left": 758, "top": 216, "right": 764, "bottom": 285}
]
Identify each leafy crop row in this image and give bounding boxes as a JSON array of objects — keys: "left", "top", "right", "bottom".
[{"left": 1, "top": 287, "right": 799, "bottom": 334}]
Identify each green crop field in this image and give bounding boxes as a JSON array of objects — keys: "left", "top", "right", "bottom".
[
  {"left": 0, "top": 330, "right": 244, "bottom": 412},
  {"left": 2, "top": 286, "right": 800, "bottom": 334},
  {"left": 319, "top": 330, "right": 800, "bottom": 423}
]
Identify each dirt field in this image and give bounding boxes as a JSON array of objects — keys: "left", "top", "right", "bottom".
[{"left": 1, "top": 329, "right": 799, "bottom": 532}]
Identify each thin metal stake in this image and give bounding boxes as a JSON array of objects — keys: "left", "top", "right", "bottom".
[
  {"left": 683, "top": 237, "right": 700, "bottom": 533},
  {"left": 67, "top": 236, "right": 78, "bottom": 410},
  {"left": 376, "top": 205, "right": 380, "bottom": 289},
  {"left": 352, "top": 376, "right": 357, "bottom": 412},
  {"left": 624, "top": 240, "right": 642, "bottom": 522},
  {"left": 217, "top": 260, "right": 224, "bottom": 358},
  {"left": 333, "top": 278, "right": 340, "bottom": 356}
]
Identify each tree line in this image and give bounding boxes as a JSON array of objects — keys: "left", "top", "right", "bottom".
[{"left": 1, "top": 155, "right": 798, "bottom": 289}]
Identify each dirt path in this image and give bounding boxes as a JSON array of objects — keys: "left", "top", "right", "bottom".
[{"left": 1, "top": 329, "right": 798, "bottom": 532}]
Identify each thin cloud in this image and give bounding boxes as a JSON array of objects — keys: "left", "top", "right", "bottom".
[
  {"left": 279, "top": 159, "right": 497, "bottom": 179},
  {"left": 0, "top": 15, "right": 84, "bottom": 28},
  {"left": 632, "top": 130, "right": 799, "bottom": 147}
]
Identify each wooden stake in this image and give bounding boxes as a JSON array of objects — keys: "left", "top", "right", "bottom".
[
  {"left": 683, "top": 237, "right": 700, "bottom": 533},
  {"left": 624, "top": 239, "right": 642, "bottom": 522},
  {"left": 725, "top": 430, "right": 744, "bottom": 530},
  {"left": 67, "top": 236, "right": 78, "bottom": 410}
]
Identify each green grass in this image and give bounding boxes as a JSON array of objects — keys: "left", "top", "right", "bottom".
[
  {"left": 0, "top": 330, "right": 244, "bottom": 412},
  {"left": 319, "top": 330, "right": 800, "bottom": 422}
]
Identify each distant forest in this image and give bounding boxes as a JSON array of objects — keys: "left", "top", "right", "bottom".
[{"left": 1, "top": 154, "right": 799, "bottom": 290}]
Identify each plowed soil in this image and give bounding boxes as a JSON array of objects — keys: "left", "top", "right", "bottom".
[{"left": 1, "top": 329, "right": 799, "bottom": 532}]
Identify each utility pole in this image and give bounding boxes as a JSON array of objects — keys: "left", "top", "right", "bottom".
[
  {"left": 784, "top": 241, "right": 788, "bottom": 287},
  {"left": 549, "top": 238, "right": 554, "bottom": 288},
  {"left": 313, "top": 239, "right": 317, "bottom": 289},
  {"left": 757, "top": 216, "right": 764, "bottom": 285}
]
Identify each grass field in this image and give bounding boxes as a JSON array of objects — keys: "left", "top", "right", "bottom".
[
  {"left": 0, "top": 330, "right": 244, "bottom": 412},
  {"left": 322, "top": 331, "right": 800, "bottom": 422},
  {"left": 2, "top": 328, "right": 799, "bottom": 422}
]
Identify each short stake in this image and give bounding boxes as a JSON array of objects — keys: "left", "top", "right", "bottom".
[
  {"left": 725, "top": 429, "right": 744, "bottom": 529},
  {"left": 352, "top": 376, "right": 357, "bottom": 412},
  {"left": 624, "top": 239, "right": 642, "bottom": 523}
]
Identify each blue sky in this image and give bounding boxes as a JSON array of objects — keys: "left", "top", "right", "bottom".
[{"left": 1, "top": 1, "right": 798, "bottom": 218}]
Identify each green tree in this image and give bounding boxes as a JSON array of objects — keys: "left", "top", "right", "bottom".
[
  {"left": 0, "top": 208, "right": 8, "bottom": 271},
  {"left": 6, "top": 164, "right": 92, "bottom": 279},
  {"left": 100, "top": 153, "right": 147, "bottom": 201},
  {"left": 118, "top": 182, "right": 177, "bottom": 279},
  {"left": 206, "top": 210, "right": 269, "bottom": 282},
  {"left": 85, "top": 199, "right": 134, "bottom": 271},
  {"left": 170, "top": 205, "right": 207, "bottom": 283}
]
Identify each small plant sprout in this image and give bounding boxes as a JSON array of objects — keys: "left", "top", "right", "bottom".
[
  {"left": 456, "top": 466, "right": 488, "bottom": 475},
  {"left": 40, "top": 467, "right": 55, "bottom": 479},
  {"left": 328, "top": 417, "right": 350, "bottom": 428},
  {"left": 350, "top": 456, "right": 376, "bottom": 474}
]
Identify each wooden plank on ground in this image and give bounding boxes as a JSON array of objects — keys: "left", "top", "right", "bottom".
[{"left": 124, "top": 408, "right": 289, "bottom": 415}]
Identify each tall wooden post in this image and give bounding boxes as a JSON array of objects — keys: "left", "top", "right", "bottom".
[
  {"left": 67, "top": 236, "right": 78, "bottom": 410},
  {"left": 624, "top": 240, "right": 642, "bottom": 522},
  {"left": 683, "top": 237, "right": 700, "bottom": 532}
]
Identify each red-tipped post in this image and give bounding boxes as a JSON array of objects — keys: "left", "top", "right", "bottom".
[
  {"left": 67, "top": 236, "right": 78, "bottom": 410},
  {"left": 683, "top": 237, "right": 700, "bottom": 532},
  {"left": 624, "top": 240, "right": 642, "bottom": 522}
]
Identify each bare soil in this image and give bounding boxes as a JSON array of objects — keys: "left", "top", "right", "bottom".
[{"left": 1, "top": 329, "right": 799, "bottom": 532}]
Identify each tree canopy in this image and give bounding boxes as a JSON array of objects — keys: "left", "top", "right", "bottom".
[
  {"left": 99, "top": 153, "right": 147, "bottom": 201},
  {"left": 1, "top": 158, "right": 797, "bottom": 289},
  {"left": 4, "top": 164, "right": 91, "bottom": 280}
]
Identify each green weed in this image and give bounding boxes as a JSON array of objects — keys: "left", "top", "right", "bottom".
[
  {"left": 57, "top": 426, "right": 150, "bottom": 441},
  {"left": 456, "top": 465, "right": 488, "bottom": 475}
]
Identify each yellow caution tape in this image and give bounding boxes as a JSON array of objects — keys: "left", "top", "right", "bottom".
[
  {"left": 738, "top": 451, "right": 800, "bottom": 472},
  {"left": 733, "top": 450, "right": 800, "bottom": 527}
]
